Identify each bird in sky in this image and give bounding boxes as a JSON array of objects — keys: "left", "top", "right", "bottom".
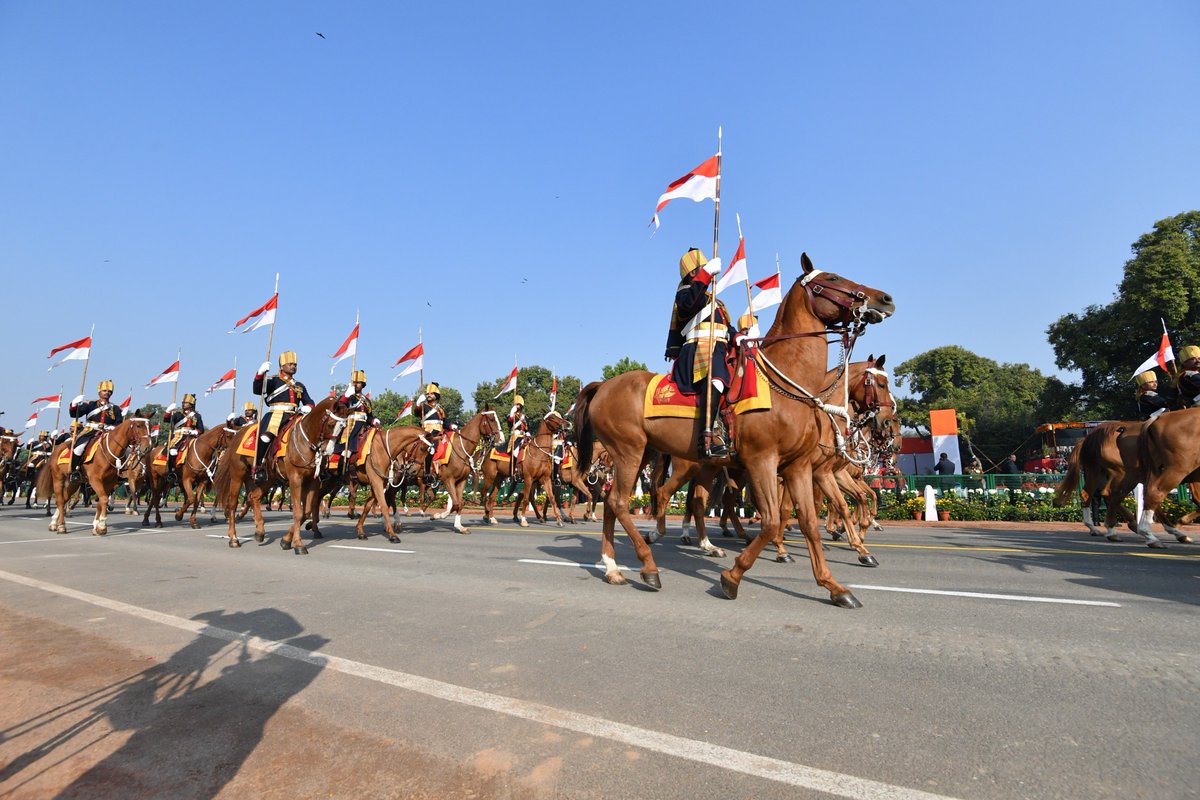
[{"left": 316, "top": 32, "right": 326, "bottom": 39}]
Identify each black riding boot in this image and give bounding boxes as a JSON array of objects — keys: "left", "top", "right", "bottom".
[
  {"left": 254, "top": 432, "right": 275, "bottom": 484},
  {"left": 700, "top": 385, "right": 728, "bottom": 459}
]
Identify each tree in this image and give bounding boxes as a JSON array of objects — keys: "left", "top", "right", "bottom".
[
  {"left": 1047, "top": 211, "right": 1200, "bottom": 419},
  {"left": 474, "top": 365, "right": 581, "bottom": 428},
  {"left": 374, "top": 385, "right": 465, "bottom": 426},
  {"left": 602, "top": 357, "right": 649, "bottom": 381}
]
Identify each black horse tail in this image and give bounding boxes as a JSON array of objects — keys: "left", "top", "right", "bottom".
[{"left": 574, "top": 381, "right": 602, "bottom": 472}]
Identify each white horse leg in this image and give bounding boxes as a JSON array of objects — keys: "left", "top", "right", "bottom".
[
  {"left": 1082, "top": 506, "right": 1105, "bottom": 536},
  {"left": 453, "top": 513, "right": 471, "bottom": 534},
  {"left": 696, "top": 533, "right": 726, "bottom": 558},
  {"left": 1137, "top": 510, "right": 1166, "bottom": 548},
  {"left": 600, "top": 552, "right": 621, "bottom": 583}
]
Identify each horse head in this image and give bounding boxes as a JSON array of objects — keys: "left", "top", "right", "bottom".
[
  {"left": 850, "top": 354, "right": 896, "bottom": 433},
  {"left": 775, "top": 253, "right": 895, "bottom": 332},
  {"left": 542, "top": 410, "right": 565, "bottom": 434},
  {"left": 122, "top": 416, "right": 155, "bottom": 459}
]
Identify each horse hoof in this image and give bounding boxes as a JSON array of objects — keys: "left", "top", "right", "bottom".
[
  {"left": 1089, "top": 531, "right": 1104, "bottom": 537},
  {"left": 706, "top": 548, "right": 727, "bottom": 559},
  {"left": 603, "top": 572, "right": 627, "bottom": 586},
  {"left": 93, "top": 530, "right": 106, "bottom": 536},
  {"left": 279, "top": 537, "right": 290, "bottom": 550},
  {"left": 680, "top": 535, "right": 694, "bottom": 546},
  {"left": 357, "top": 534, "right": 367, "bottom": 541},
  {"left": 388, "top": 536, "right": 401, "bottom": 544},
  {"left": 830, "top": 532, "right": 844, "bottom": 541},
  {"left": 347, "top": 511, "right": 358, "bottom": 520},
  {"left": 228, "top": 539, "right": 241, "bottom": 548},
  {"left": 519, "top": 520, "right": 529, "bottom": 528},
  {"left": 775, "top": 553, "right": 794, "bottom": 563},
  {"left": 457, "top": 528, "right": 472, "bottom": 535},
  {"left": 1148, "top": 541, "right": 1167, "bottom": 549},
  {"left": 719, "top": 572, "right": 739, "bottom": 599},
  {"left": 859, "top": 555, "right": 879, "bottom": 567},
  {"left": 312, "top": 530, "right": 323, "bottom": 539},
  {"left": 1106, "top": 534, "right": 1122, "bottom": 542},
  {"left": 304, "top": 521, "right": 312, "bottom": 531},
  {"left": 141, "top": 520, "right": 149, "bottom": 527},
  {"left": 832, "top": 592, "right": 863, "bottom": 609},
  {"left": 646, "top": 530, "right": 662, "bottom": 544},
  {"left": 642, "top": 572, "right": 662, "bottom": 590},
  {"left": 294, "top": 546, "right": 309, "bottom": 555},
  {"left": 254, "top": 531, "right": 265, "bottom": 543},
  {"left": 1176, "top": 535, "right": 1193, "bottom": 544},
  {"left": 556, "top": 520, "right": 564, "bottom": 528}
]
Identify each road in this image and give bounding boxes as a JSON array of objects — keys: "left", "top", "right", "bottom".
[{"left": 0, "top": 502, "right": 1197, "bottom": 799}]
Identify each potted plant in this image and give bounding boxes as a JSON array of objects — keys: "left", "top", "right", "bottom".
[{"left": 903, "top": 496, "right": 925, "bottom": 520}]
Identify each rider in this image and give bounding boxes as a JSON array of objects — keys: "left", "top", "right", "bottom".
[
  {"left": 1173, "top": 345, "right": 1200, "bottom": 407},
  {"left": 26, "top": 431, "right": 53, "bottom": 472},
  {"left": 68, "top": 380, "right": 124, "bottom": 482},
  {"left": 252, "top": 351, "right": 315, "bottom": 483},
  {"left": 233, "top": 401, "right": 258, "bottom": 428},
  {"left": 1135, "top": 370, "right": 1172, "bottom": 419},
  {"left": 163, "top": 393, "right": 206, "bottom": 483},
  {"left": 506, "top": 395, "right": 529, "bottom": 469},
  {"left": 666, "top": 247, "right": 733, "bottom": 458},
  {"left": 415, "top": 383, "right": 447, "bottom": 476},
  {"left": 328, "top": 370, "right": 379, "bottom": 477}
]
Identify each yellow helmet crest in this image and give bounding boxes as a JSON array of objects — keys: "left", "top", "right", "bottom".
[
  {"left": 1179, "top": 344, "right": 1200, "bottom": 362},
  {"left": 278, "top": 351, "right": 298, "bottom": 367},
  {"left": 351, "top": 370, "right": 367, "bottom": 384},
  {"left": 679, "top": 248, "right": 708, "bottom": 279},
  {"left": 244, "top": 401, "right": 256, "bottom": 411},
  {"left": 513, "top": 394, "right": 525, "bottom": 406},
  {"left": 97, "top": 380, "right": 114, "bottom": 392},
  {"left": 182, "top": 393, "right": 196, "bottom": 404},
  {"left": 425, "top": 383, "right": 440, "bottom": 396},
  {"left": 1135, "top": 370, "right": 1158, "bottom": 386}
]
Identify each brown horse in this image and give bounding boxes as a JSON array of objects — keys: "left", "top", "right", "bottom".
[
  {"left": 575, "top": 253, "right": 894, "bottom": 604},
  {"left": 0, "top": 433, "right": 23, "bottom": 505},
  {"left": 36, "top": 416, "right": 154, "bottom": 534},
  {"left": 1052, "top": 421, "right": 1141, "bottom": 539},
  {"left": 118, "top": 444, "right": 150, "bottom": 516},
  {"left": 426, "top": 409, "right": 503, "bottom": 533},
  {"left": 509, "top": 412, "right": 569, "bottom": 527},
  {"left": 344, "top": 425, "right": 425, "bottom": 542},
  {"left": 539, "top": 442, "right": 598, "bottom": 524},
  {"left": 210, "top": 396, "right": 350, "bottom": 552},
  {"left": 142, "top": 423, "right": 239, "bottom": 529}
]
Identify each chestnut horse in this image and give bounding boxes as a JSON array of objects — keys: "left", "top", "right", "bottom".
[
  {"left": 0, "top": 433, "right": 23, "bottom": 505},
  {"left": 142, "top": 423, "right": 239, "bottom": 529},
  {"left": 509, "top": 412, "right": 569, "bottom": 527},
  {"left": 210, "top": 396, "right": 350, "bottom": 552},
  {"left": 339, "top": 425, "right": 425, "bottom": 542},
  {"left": 575, "top": 253, "right": 894, "bottom": 605},
  {"left": 539, "top": 442, "right": 598, "bottom": 524},
  {"left": 36, "top": 417, "right": 154, "bottom": 535},
  {"left": 427, "top": 409, "right": 503, "bottom": 533}
]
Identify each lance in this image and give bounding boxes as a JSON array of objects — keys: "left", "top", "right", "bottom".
[
  {"left": 68, "top": 324, "right": 96, "bottom": 474},
  {"left": 55, "top": 384, "right": 63, "bottom": 431},
  {"left": 231, "top": 356, "right": 238, "bottom": 416},
  {"left": 703, "top": 127, "right": 723, "bottom": 450},
  {"left": 736, "top": 213, "right": 755, "bottom": 330},
  {"left": 252, "top": 273, "right": 280, "bottom": 478}
]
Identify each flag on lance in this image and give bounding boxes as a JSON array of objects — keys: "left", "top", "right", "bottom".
[
  {"left": 330, "top": 321, "right": 359, "bottom": 374},
  {"left": 493, "top": 365, "right": 518, "bottom": 399},
  {"left": 396, "top": 398, "right": 415, "bottom": 420},
  {"left": 25, "top": 411, "right": 37, "bottom": 429},
  {"left": 714, "top": 235, "right": 748, "bottom": 295},
  {"left": 650, "top": 154, "right": 719, "bottom": 229},
  {"left": 32, "top": 393, "right": 61, "bottom": 408},
  {"left": 119, "top": 393, "right": 132, "bottom": 410},
  {"left": 549, "top": 374, "right": 558, "bottom": 411},
  {"left": 392, "top": 342, "right": 424, "bottom": 380},
  {"left": 47, "top": 336, "right": 91, "bottom": 371},
  {"left": 1131, "top": 320, "right": 1175, "bottom": 380},
  {"left": 228, "top": 293, "right": 278, "bottom": 334},
  {"left": 751, "top": 272, "right": 782, "bottom": 310},
  {"left": 146, "top": 360, "right": 180, "bottom": 388},
  {"left": 205, "top": 369, "right": 237, "bottom": 396}
]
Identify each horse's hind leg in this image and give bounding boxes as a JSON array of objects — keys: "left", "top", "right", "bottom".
[
  {"left": 688, "top": 481, "right": 726, "bottom": 558},
  {"left": 816, "top": 471, "right": 877, "bottom": 567}
]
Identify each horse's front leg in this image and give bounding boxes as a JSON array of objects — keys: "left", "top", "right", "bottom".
[{"left": 92, "top": 479, "right": 109, "bottom": 535}]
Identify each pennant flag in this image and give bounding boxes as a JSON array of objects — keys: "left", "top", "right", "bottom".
[
  {"left": 550, "top": 374, "right": 558, "bottom": 411},
  {"left": 330, "top": 322, "right": 359, "bottom": 374},
  {"left": 32, "top": 393, "right": 60, "bottom": 405},
  {"left": 392, "top": 342, "right": 424, "bottom": 367},
  {"left": 47, "top": 336, "right": 92, "bottom": 371},
  {"left": 40, "top": 397, "right": 61, "bottom": 411},
  {"left": 119, "top": 394, "right": 132, "bottom": 410},
  {"left": 714, "top": 236, "right": 748, "bottom": 295},
  {"left": 397, "top": 398, "right": 415, "bottom": 420},
  {"left": 205, "top": 369, "right": 237, "bottom": 396},
  {"left": 395, "top": 355, "right": 423, "bottom": 379},
  {"left": 651, "top": 154, "right": 719, "bottom": 229},
  {"left": 228, "top": 293, "right": 278, "bottom": 334},
  {"left": 25, "top": 412, "right": 37, "bottom": 429},
  {"left": 751, "top": 273, "right": 782, "bottom": 310},
  {"left": 494, "top": 365, "right": 518, "bottom": 399},
  {"left": 146, "top": 360, "right": 180, "bottom": 388},
  {"left": 565, "top": 400, "right": 576, "bottom": 419},
  {"left": 150, "top": 424, "right": 161, "bottom": 437},
  {"left": 1132, "top": 320, "right": 1176, "bottom": 380}
]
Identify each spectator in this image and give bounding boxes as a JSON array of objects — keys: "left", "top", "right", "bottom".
[
  {"left": 933, "top": 453, "right": 956, "bottom": 475},
  {"left": 998, "top": 453, "right": 1021, "bottom": 501}
]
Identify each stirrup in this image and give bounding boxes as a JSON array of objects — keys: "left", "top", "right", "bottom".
[
  {"left": 253, "top": 466, "right": 267, "bottom": 484},
  {"left": 703, "top": 432, "right": 728, "bottom": 459}
]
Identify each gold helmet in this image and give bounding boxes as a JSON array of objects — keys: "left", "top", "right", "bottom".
[
  {"left": 738, "top": 312, "right": 758, "bottom": 330},
  {"left": 1179, "top": 345, "right": 1200, "bottom": 362},
  {"left": 679, "top": 248, "right": 708, "bottom": 279},
  {"left": 279, "top": 350, "right": 298, "bottom": 367},
  {"left": 1135, "top": 370, "right": 1158, "bottom": 386},
  {"left": 514, "top": 394, "right": 525, "bottom": 406},
  {"left": 97, "top": 379, "right": 114, "bottom": 392},
  {"left": 38, "top": 431, "right": 49, "bottom": 439},
  {"left": 244, "top": 401, "right": 256, "bottom": 411},
  {"left": 425, "top": 382, "right": 441, "bottom": 397},
  {"left": 182, "top": 393, "right": 196, "bottom": 404},
  {"left": 351, "top": 370, "right": 367, "bottom": 385}
]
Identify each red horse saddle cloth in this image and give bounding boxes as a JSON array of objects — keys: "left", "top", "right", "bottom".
[{"left": 643, "top": 357, "right": 772, "bottom": 420}]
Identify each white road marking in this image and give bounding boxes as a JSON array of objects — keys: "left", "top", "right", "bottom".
[
  {"left": 328, "top": 545, "right": 416, "bottom": 554},
  {"left": 519, "top": 557, "right": 634, "bottom": 572},
  {"left": 848, "top": 584, "right": 1121, "bottom": 607},
  {"left": 0, "top": 568, "right": 963, "bottom": 800}
]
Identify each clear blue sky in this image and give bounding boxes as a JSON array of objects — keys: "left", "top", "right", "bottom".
[{"left": 3, "top": 2, "right": 1198, "bottom": 429}]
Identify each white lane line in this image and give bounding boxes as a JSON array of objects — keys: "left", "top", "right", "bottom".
[
  {"left": 328, "top": 545, "right": 416, "bottom": 554},
  {"left": 848, "top": 584, "right": 1121, "bottom": 607},
  {"left": 0, "top": 530, "right": 159, "bottom": 545},
  {"left": 519, "top": 557, "right": 634, "bottom": 572},
  {"left": 0, "top": 568, "right": 961, "bottom": 800}
]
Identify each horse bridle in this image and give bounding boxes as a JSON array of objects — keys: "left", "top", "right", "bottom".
[{"left": 292, "top": 406, "right": 348, "bottom": 469}]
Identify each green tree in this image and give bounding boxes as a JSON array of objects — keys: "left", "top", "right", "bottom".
[
  {"left": 473, "top": 365, "right": 581, "bottom": 429},
  {"left": 374, "top": 385, "right": 465, "bottom": 426},
  {"left": 1047, "top": 210, "right": 1200, "bottom": 419},
  {"left": 602, "top": 357, "right": 649, "bottom": 380}
]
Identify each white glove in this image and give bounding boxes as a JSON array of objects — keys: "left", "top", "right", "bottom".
[
  {"left": 702, "top": 256, "right": 721, "bottom": 277},
  {"left": 258, "top": 361, "right": 271, "bottom": 375},
  {"left": 343, "top": 385, "right": 356, "bottom": 398},
  {"left": 371, "top": 418, "right": 381, "bottom": 428},
  {"left": 165, "top": 403, "right": 177, "bottom": 414},
  {"left": 71, "top": 394, "right": 85, "bottom": 406},
  {"left": 299, "top": 404, "right": 313, "bottom": 414},
  {"left": 226, "top": 412, "right": 236, "bottom": 422}
]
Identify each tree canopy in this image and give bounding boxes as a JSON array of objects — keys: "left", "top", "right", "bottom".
[
  {"left": 375, "top": 385, "right": 465, "bottom": 426},
  {"left": 602, "top": 357, "right": 648, "bottom": 380},
  {"left": 473, "top": 365, "right": 581, "bottom": 427},
  {"left": 1047, "top": 210, "right": 1200, "bottom": 419}
]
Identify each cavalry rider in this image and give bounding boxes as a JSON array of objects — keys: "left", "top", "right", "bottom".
[
  {"left": 67, "top": 380, "right": 125, "bottom": 480},
  {"left": 252, "top": 351, "right": 315, "bottom": 482},
  {"left": 506, "top": 395, "right": 529, "bottom": 464},
  {"left": 1135, "top": 371, "right": 1172, "bottom": 419},
  {"left": 414, "top": 382, "right": 447, "bottom": 476},
  {"left": 1174, "top": 345, "right": 1200, "bottom": 406},
  {"left": 233, "top": 401, "right": 258, "bottom": 428},
  {"left": 328, "top": 370, "right": 379, "bottom": 477},
  {"left": 666, "top": 247, "right": 734, "bottom": 458},
  {"left": 27, "top": 431, "right": 53, "bottom": 468},
  {"left": 163, "top": 393, "right": 206, "bottom": 483}
]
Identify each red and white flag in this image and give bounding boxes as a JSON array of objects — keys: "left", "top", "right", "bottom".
[
  {"left": 119, "top": 394, "right": 132, "bottom": 410},
  {"left": 651, "top": 154, "right": 719, "bottom": 229},
  {"left": 330, "top": 322, "right": 359, "bottom": 374},
  {"left": 205, "top": 369, "right": 237, "bottom": 396},
  {"left": 32, "top": 393, "right": 61, "bottom": 406},
  {"left": 714, "top": 236, "right": 748, "bottom": 295},
  {"left": 549, "top": 374, "right": 558, "bottom": 411},
  {"left": 47, "top": 336, "right": 92, "bottom": 371},
  {"left": 146, "top": 360, "right": 180, "bottom": 388},
  {"left": 392, "top": 342, "right": 425, "bottom": 380},
  {"left": 25, "top": 412, "right": 37, "bottom": 429},
  {"left": 396, "top": 398, "right": 415, "bottom": 420},
  {"left": 150, "top": 424, "right": 161, "bottom": 437},
  {"left": 1132, "top": 320, "right": 1176, "bottom": 380},
  {"left": 493, "top": 365, "right": 518, "bottom": 399},
  {"left": 228, "top": 293, "right": 278, "bottom": 334},
  {"left": 751, "top": 272, "right": 782, "bottom": 310}
]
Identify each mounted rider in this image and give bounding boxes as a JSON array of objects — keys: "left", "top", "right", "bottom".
[
  {"left": 163, "top": 393, "right": 206, "bottom": 482},
  {"left": 252, "top": 351, "right": 315, "bottom": 482},
  {"left": 505, "top": 395, "right": 529, "bottom": 464},
  {"left": 1135, "top": 371, "right": 1172, "bottom": 419},
  {"left": 68, "top": 380, "right": 125, "bottom": 481},
  {"left": 233, "top": 401, "right": 258, "bottom": 428},
  {"left": 1173, "top": 345, "right": 1200, "bottom": 407},
  {"left": 415, "top": 383, "right": 447, "bottom": 476},
  {"left": 666, "top": 247, "right": 734, "bottom": 458},
  {"left": 328, "top": 370, "right": 379, "bottom": 476}
]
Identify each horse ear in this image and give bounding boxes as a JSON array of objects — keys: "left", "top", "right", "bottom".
[
  {"left": 876, "top": 354, "right": 887, "bottom": 370},
  {"left": 866, "top": 353, "right": 874, "bottom": 363},
  {"left": 800, "top": 252, "right": 814, "bottom": 273}
]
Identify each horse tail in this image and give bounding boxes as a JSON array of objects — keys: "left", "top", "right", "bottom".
[
  {"left": 211, "top": 449, "right": 237, "bottom": 511},
  {"left": 35, "top": 451, "right": 55, "bottom": 499},
  {"left": 574, "top": 381, "right": 602, "bottom": 471},
  {"left": 1052, "top": 439, "right": 1084, "bottom": 507}
]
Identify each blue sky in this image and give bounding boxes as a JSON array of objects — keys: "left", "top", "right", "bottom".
[{"left": 3, "top": 2, "right": 1198, "bottom": 429}]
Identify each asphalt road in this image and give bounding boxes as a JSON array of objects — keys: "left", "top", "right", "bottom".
[{"left": 1, "top": 501, "right": 1197, "bottom": 799}]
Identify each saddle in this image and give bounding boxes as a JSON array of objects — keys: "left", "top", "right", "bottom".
[{"left": 643, "top": 354, "right": 771, "bottom": 420}]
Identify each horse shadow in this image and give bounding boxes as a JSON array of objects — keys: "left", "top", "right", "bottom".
[{"left": 0, "top": 608, "right": 328, "bottom": 799}]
